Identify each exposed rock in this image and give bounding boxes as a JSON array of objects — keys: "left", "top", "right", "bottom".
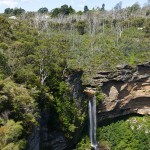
[
  {"left": 9, "top": 16, "right": 17, "bottom": 20},
  {"left": 116, "top": 64, "right": 132, "bottom": 70},
  {"left": 39, "top": 109, "right": 70, "bottom": 150},
  {"left": 84, "top": 62, "right": 150, "bottom": 120},
  {"left": 41, "top": 131, "right": 69, "bottom": 150},
  {"left": 108, "top": 86, "right": 119, "bottom": 101},
  {"left": 84, "top": 87, "right": 96, "bottom": 97},
  {"left": 27, "top": 127, "right": 40, "bottom": 150}
]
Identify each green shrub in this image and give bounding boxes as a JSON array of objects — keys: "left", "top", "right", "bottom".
[
  {"left": 0, "top": 79, "right": 38, "bottom": 133},
  {"left": 75, "top": 21, "right": 87, "bottom": 35},
  {"left": 0, "top": 120, "right": 26, "bottom": 150}
]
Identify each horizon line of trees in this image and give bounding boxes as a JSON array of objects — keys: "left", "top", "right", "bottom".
[
  {"left": 3, "top": 4, "right": 90, "bottom": 16},
  {"left": 3, "top": 1, "right": 150, "bottom": 17},
  {"left": 4, "top": 7, "right": 25, "bottom": 15}
]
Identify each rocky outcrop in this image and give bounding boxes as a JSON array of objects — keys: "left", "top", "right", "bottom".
[
  {"left": 85, "top": 62, "right": 150, "bottom": 120},
  {"left": 27, "top": 62, "right": 150, "bottom": 150},
  {"left": 27, "top": 109, "right": 70, "bottom": 150},
  {"left": 27, "top": 127, "right": 40, "bottom": 150}
]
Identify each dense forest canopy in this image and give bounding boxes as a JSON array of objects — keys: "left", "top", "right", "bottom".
[{"left": 0, "top": 1, "right": 150, "bottom": 149}]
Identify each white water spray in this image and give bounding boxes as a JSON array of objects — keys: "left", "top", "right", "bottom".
[{"left": 89, "top": 95, "right": 98, "bottom": 149}]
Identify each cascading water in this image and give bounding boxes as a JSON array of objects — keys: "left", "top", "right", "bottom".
[{"left": 89, "top": 95, "right": 98, "bottom": 149}]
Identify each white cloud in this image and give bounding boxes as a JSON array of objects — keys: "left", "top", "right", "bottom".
[
  {"left": 0, "top": 0, "right": 18, "bottom": 7},
  {"left": 0, "top": 0, "right": 34, "bottom": 7},
  {"left": 21, "top": 0, "right": 32, "bottom": 2}
]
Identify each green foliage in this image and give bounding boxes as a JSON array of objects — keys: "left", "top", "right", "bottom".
[
  {"left": 54, "top": 81, "right": 86, "bottom": 139},
  {"left": 12, "top": 8, "right": 25, "bottom": 15},
  {"left": 0, "top": 42, "right": 8, "bottom": 50},
  {"left": 0, "top": 120, "right": 26, "bottom": 150},
  {"left": 0, "top": 71, "right": 4, "bottom": 81},
  {"left": 127, "top": 2, "right": 140, "bottom": 14},
  {"left": 51, "top": 8, "right": 60, "bottom": 17},
  {"left": 4, "top": 7, "right": 25, "bottom": 15},
  {"left": 77, "top": 11, "right": 83, "bottom": 15},
  {"left": 75, "top": 135, "right": 91, "bottom": 150},
  {"left": 95, "top": 88, "right": 105, "bottom": 104},
  {"left": 13, "top": 67, "right": 40, "bottom": 87},
  {"left": 4, "top": 8, "right": 25, "bottom": 15},
  {"left": 84, "top": 6, "right": 89, "bottom": 13},
  {"left": 4, "top": 8, "right": 13, "bottom": 14},
  {"left": 0, "top": 79, "right": 38, "bottom": 133},
  {"left": 51, "top": 4, "right": 75, "bottom": 17},
  {"left": 132, "top": 18, "right": 145, "bottom": 27},
  {"left": 38, "top": 7, "right": 48, "bottom": 14},
  {"left": 101, "top": 3, "right": 105, "bottom": 11},
  {"left": 75, "top": 21, "right": 87, "bottom": 35},
  {"left": 0, "top": 4, "right": 150, "bottom": 148},
  {"left": 68, "top": 6, "right": 75, "bottom": 14},
  {"left": 0, "top": 52, "right": 9, "bottom": 76},
  {"left": 60, "top": 4, "right": 70, "bottom": 15},
  {"left": 95, "top": 86, "right": 105, "bottom": 108},
  {"left": 127, "top": 52, "right": 136, "bottom": 65},
  {"left": 0, "top": 16, "right": 13, "bottom": 42},
  {"left": 146, "top": 10, "right": 150, "bottom": 16},
  {"left": 144, "top": 19, "right": 150, "bottom": 37},
  {"left": 97, "top": 116, "right": 150, "bottom": 150}
]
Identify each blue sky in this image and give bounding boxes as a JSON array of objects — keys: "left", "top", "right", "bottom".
[{"left": 0, "top": 0, "right": 148, "bottom": 13}]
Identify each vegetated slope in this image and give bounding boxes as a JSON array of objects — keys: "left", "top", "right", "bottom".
[
  {"left": 0, "top": 2, "right": 150, "bottom": 149},
  {"left": 16, "top": 4, "right": 150, "bottom": 83},
  {"left": 76, "top": 115, "right": 150, "bottom": 150},
  {"left": 97, "top": 116, "right": 150, "bottom": 150}
]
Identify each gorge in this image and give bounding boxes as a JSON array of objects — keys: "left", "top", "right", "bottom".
[{"left": 27, "top": 62, "right": 150, "bottom": 150}]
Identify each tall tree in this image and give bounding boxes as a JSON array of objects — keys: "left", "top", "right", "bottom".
[
  {"left": 0, "top": 16, "right": 13, "bottom": 42},
  {"left": 51, "top": 8, "right": 60, "bottom": 17},
  {"left": 114, "top": 1, "right": 122, "bottom": 12},
  {"left": 4, "top": 8, "right": 13, "bottom": 14},
  {"left": 68, "top": 6, "right": 75, "bottom": 14},
  {"left": 38, "top": 7, "right": 48, "bottom": 14},
  {"left": 13, "top": 7, "right": 25, "bottom": 15},
  {"left": 130, "top": 2, "right": 140, "bottom": 12},
  {"left": 84, "top": 5, "right": 89, "bottom": 13},
  {"left": 101, "top": 3, "right": 105, "bottom": 11},
  {"left": 60, "top": 4, "right": 69, "bottom": 15}
]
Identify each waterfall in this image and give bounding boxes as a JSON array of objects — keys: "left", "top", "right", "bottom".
[{"left": 89, "top": 95, "right": 98, "bottom": 149}]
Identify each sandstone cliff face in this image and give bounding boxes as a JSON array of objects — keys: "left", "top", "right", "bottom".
[{"left": 86, "top": 62, "right": 150, "bottom": 120}]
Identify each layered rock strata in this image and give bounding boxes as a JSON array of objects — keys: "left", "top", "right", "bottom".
[{"left": 85, "top": 62, "right": 150, "bottom": 120}]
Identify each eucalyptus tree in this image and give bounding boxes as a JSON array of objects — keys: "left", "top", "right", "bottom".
[
  {"left": 4, "top": 8, "right": 13, "bottom": 14},
  {"left": 84, "top": 5, "right": 89, "bottom": 13},
  {"left": 38, "top": 7, "right": 48, "bottom": 14}
]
